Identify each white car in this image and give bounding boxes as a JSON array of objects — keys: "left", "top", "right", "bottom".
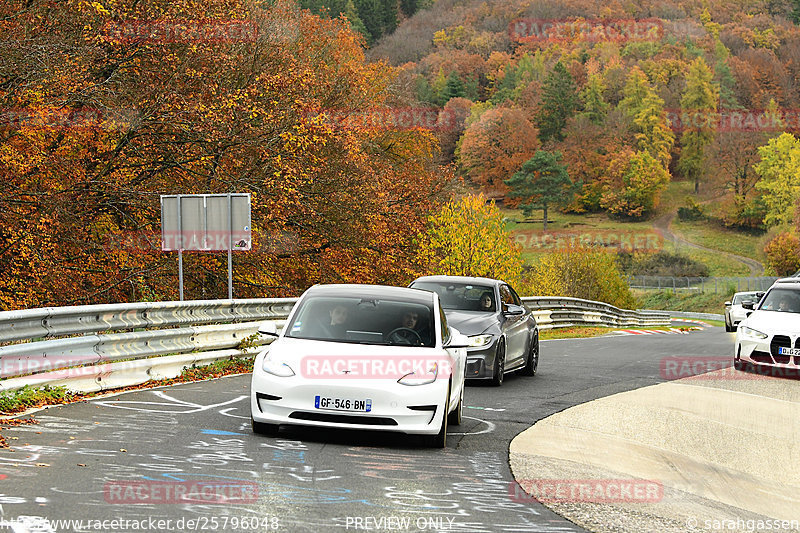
[
  {"left": 734, "top": 278, "right": 800, "bottom": 371},
  {"left": 724, "top": 291, "right": 763, "bottom": 332},
  {"left": 250, "top": 284, "right": 468, "bottom": 447}
]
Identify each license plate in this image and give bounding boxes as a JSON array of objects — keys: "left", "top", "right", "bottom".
[
  {"left": 777, "top": 347, "right": 800, "bottom": 356},
  {"left": 314, "top": 396, "right": 372, "bottom": 412}
]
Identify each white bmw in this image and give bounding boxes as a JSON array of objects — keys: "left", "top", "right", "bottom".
[
  {"left": 250, "top": 284, "right": 468, "bottom": 447},
  {"left": 734, "top": 278, "right": 800, "bottom": 372}
]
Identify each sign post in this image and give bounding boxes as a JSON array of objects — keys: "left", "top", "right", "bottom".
[{"left": 160, "top": 194, "right": 251, "bottom": 300}]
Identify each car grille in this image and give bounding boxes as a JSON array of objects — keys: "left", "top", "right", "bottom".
[
  {"left": 771, "top": 335, "right": 792, "bottom": 364},
  {"left": 288, "top": 412, "right": 398, "bottom": 426}
]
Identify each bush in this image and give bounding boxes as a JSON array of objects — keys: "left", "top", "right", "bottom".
[
  {"left": 764, "top": 231, "right": 800, "bottom": 276},
  {"left": 521, "top": 245, "right": 635, "bottom": 309},
  {"left": 677, "top": 196, "right": 705, "bottom": 221},
  {"left": 616, "top": 251, "right": 710, "bottom": 277}
]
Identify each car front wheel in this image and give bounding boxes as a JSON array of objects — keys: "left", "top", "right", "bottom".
[
  {"left": 518, "top": 334, "right": 539, "bottom": 376},
  {"left": 251, "top": 417, "right": 279, "bottom": 436},
  {"left": 491, "top": 339, "right": 505, "bottom": 386}
]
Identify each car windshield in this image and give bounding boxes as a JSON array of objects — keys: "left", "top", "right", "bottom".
[
  {"left": 284, "top": 295, "right": 435, "bottom": 347},
  {"left": 411, "top": 281, "right": 496, "bottom": 312},
  {"left": 758, "top": 288, "right": 800, "bottom": 313},
  {"left": 732, "top": 294, "right": 758, "bottom": 305}
]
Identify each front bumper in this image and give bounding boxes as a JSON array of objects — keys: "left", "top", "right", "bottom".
[
  {"left": 737, "top": 333, "right": 800, "bottom": 368},
  {"left": 464, "top": 337, "right": 499, "bottom": 380},
  {"left": 250, "top": 372, "right": 448, "bottom": 435}
]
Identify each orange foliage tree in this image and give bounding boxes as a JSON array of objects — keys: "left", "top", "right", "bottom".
[
  {"left": 456, "top": 107, "right": 539, "bottom": 196},
  {"left": 0, "top": 0, "right": 454, "bottom": 309}
]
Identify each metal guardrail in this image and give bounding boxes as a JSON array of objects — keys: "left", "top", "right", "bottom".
[
  {"left": 0, "top": 297, "right": 669, "bottom": 395},
  {"left": 629, "top": 276, "right": 779, "bottom": 294}
]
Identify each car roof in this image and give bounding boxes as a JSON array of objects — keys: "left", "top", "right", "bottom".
[
  {"left": 733, "top": 291, "right": 760, "bottom": 296},
  {"left": 305, "top": 284, "right": 436, "bottom": 305},
  {"left": 771, "top": 278, "right": 800, "bottom": 289},
  {"left": 411, "top": 275, "right": 505, "bottom": 287}
]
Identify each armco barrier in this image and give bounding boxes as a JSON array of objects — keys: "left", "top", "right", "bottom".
[{"left": 0, "top": 297, "right": 668, "bottom": 395}]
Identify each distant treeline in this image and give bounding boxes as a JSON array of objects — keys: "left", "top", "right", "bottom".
[{"left": 299, "top": 0, "right": 430, "bottom": 45}]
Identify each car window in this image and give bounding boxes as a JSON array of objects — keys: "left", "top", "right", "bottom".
[
  {"left": 499, "top": 285, "right": 514, "bottom": 306},
  {"left": 508, "top": 286, "right": 523, "bottom": 306},
  {"left": 412, "top": 281, "right": 496, "bottom": 312},
  {"left": 285, "top": 295, "right": 435, "bottom": 347},
  {"left": 758, "top": 288, "right": 800, "bottom": 313}
]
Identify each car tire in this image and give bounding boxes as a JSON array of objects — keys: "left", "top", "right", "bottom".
[
  {"left": 251, "top": 417, "right": 279, "bottom": 436},
  {"left": 448, "top": 384, "right": 463, "bottom": 426},
  {"left": 518, "top": 334, "right": 539, "bottom": 376},
  {"left": 427, "top": 383, "right": 450, "bottom": 448},
  {"left": 491, "top": 339, "right": 505, "bottom": 387},
  {"left": 725, "top": 321, "right": 732, "bottom": 332}
]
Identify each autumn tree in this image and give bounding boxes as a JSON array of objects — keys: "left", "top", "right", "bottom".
[
  {"left": 505, "top": 151, "right": 572, "bottom": 230},
  {"left": 678, "top": 57, "right": 719, "bottom": 194},
  {"left": 600, "top": 150, "right": 670, "bottom": 219},
  {"left": 0, "top": 0, "right": 454, "bottom": 309},
  {"left": 753, "top": 133, "right": 800, "bottom": 227},
  {"left": 535, "top": 61, "right": 579, "bottom": 143},
  {"left": 457, "top": 107, "right": 539, "bottom": 196},
  {"left": 419, "top": 194, "right": 522, "bottom": 284},
  {"left": 580, "top": 73, "right": 609, "bottom": 125}
]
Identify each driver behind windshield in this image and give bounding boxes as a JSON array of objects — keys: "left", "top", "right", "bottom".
[{"left": 386, "top": 309, "right": 431, "bottom": 346}]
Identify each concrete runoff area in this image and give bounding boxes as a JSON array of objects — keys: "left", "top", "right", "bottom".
[{"left": 510, "top": 369, "right": 800, "bottom": 532}]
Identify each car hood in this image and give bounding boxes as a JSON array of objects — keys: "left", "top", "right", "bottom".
[
  {"left": 443, "top": 310, "right": 497, "bottom": 335},
  {"left": 741, "top": 310, "right": 800, "bottom": 334}
]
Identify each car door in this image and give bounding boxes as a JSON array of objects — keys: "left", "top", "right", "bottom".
[
  {"left": 499, "top": 284, "right": 526, "bottom": 367},
  {"left": 439, "top": 303, "right": 465, "bottom": 403}
]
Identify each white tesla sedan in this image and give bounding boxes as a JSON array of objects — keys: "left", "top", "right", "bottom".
[
  {"left": 250, "top": 284, "right": 468, "bottom": 447},
  {"left": 734, "top": 278, "right": 800, "bottom": 372}
]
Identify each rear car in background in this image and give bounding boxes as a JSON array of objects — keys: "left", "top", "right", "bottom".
[
  {"left": 409, "top": 275, "right": 538, "bottom": 386},
  {"left": 734, "top": 278, "right": 800, "bottom": 372},
  {"left": 724, "top": 291, "right": 763, "bottom": 332}
]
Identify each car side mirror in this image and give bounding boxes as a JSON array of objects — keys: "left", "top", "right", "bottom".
[
  {"left": 741, "top": 302, "right": 755, "bottom": 310},
  {"left": 444, "top": 328, "right": 469, "bottom": 349},
  {"left": 258, "top": 321, "right": 279, "bottom": 336},
  {"left": 724, "top": 301, "right": 731, "bottom": 307},
  {"left": 503, "top": 304, "right": 525, "bottom": 316}
]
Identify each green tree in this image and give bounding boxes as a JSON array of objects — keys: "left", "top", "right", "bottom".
[
  {"left": 678, "top": 57, "right": 719, "bottom": 194},
  {"left": 580, "top": 73, "right": 609, "bottom": 125},
  {"left": 344, "top": 0, "right": 369, "bottom": 43},
  {"left": 535, "top": 62, "right": 579, "bottom": 143},
  {"left": 441, "top": 71, "right": 465, "bottom": 103},
  {"left": 505, "top": 151, "right": 572, "bottom": 230},
  {"left": 754, "top": 133, "right": 800, "bottom": 227}
]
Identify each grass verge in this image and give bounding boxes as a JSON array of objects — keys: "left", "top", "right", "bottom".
[{"left": 635, "top": 289, "right": 728, "bottom": 314}]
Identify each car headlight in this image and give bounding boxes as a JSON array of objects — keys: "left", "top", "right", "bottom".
[
  {"left": 397, "top": 362, "right": 438, "bottom": 386},
  {"left": 739, "top": 326, "right": 768, "bottom": 340},
  {"left": 262, "top": 354, "right": 295, "bottom": 377},
  {"left": 467, "top": 334, "right": 494, "bottom": 347}
]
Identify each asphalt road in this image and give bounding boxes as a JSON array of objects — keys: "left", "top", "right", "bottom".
[{"left": 0, "top": 327, "right": 733, "bottom": 533}]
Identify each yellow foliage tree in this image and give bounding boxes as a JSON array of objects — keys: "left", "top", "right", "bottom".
[
  {"left": 418, "top": 194, "right": 522, "bottom": 284},
  {"left": 522, "top": 245, "right": 635, "bottom": 308}
]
